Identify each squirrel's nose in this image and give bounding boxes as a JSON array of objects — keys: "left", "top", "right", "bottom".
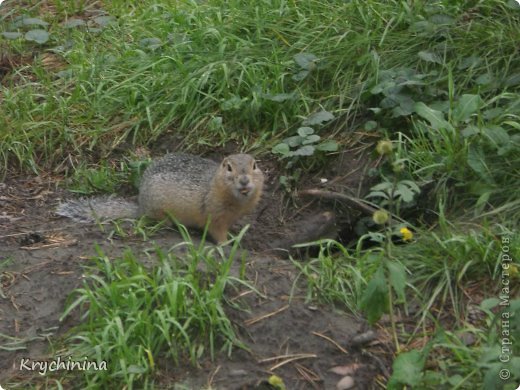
[{"left": 239, "top": 176, "right": 250, "bottom": 186}]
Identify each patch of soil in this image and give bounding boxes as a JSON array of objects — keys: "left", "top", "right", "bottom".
[{"left": 0, "top": 149, "right": 390, "bottom": 389}]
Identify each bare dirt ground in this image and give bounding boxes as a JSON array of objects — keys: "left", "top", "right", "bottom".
[{"left": 0, "top": 149, "right": 393, "bottom": 389}]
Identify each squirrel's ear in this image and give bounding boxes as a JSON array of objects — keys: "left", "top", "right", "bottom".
[{"left": 222, "top": 158, "right": 233, "bottom": 172}]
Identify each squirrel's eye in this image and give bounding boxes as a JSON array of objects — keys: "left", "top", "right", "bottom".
[{"left": 227, "top": 163, "right": 233, "bottom": 172}]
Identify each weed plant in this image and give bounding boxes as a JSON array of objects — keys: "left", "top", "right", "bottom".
[{"left": 60, "top": 227, "right": 253, "bottom": 388}]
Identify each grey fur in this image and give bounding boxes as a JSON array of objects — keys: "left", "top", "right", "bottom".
[
  {"left": 56, "top": 153, "right": 264, "bottom": 243},
  {"left": 55, "top": 195, "right": 139, "bottom": 222}
]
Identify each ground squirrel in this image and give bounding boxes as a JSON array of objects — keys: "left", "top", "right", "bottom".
[{"left": 56, "top": 153, "right": 264, "bottom": 243}]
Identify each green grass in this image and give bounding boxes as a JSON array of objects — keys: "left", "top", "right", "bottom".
[
  {"left": 2, "top": 0, "right": 519, "bottom": 173},
  {"left": 2, "top": 0, "right": 520, "bottom": 388},
  {"left": 59, "top": 226, "right": 254, "bottom": 389}
]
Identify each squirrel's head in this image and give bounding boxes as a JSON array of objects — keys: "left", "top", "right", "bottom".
[{"left": 220, "top": 154, "right": 264, "bottom": 201}]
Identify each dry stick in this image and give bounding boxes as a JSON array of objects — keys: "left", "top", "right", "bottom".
[
  {"left": 269, "top": 354, "right": 317, "bottom": 371},
  {"left": 299, "top": 189, "right": 409, "bottom": 225},
  {"left": 259, "top": 353, "right": 317, "bottom": 363},
  {"left": 0, "top": 225, "right": 80, "bottom": 239},
  {"left": 294, "top": 363, "right": 321, "bottom": 390},
  {"left": 20, "top": 239, "right": 78, "bottom": 251},
  {"left": 229, "top": 289, "right": 254, "bottom": 303},
  {"left": 244, "top": 305, "right": 289, "bottom": 326},
  {"left": 207, "top": 365, "right": 220, "bottom": 387},
  {"left": 311, "top": 331, "right": 348, "bottom": 354}
]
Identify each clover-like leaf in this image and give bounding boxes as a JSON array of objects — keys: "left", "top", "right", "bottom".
[
  {"left": 418, "top": 51, "right": 442, "bottom": 64},
  {"left": 272, "top": 143, "right": 290, "bottom": 156},
  {"left": 220, "top": 96, "right": 244, "bottom": 111},
  {"left": 140, "top": 37, "right": 162, "bottom": 49},
  {"left": 293, "top": 145, "right": 315, "bottom": 156},
  {"left": 301, "top": 134, "right": 320, "bottom": 145},
  {"left": 316, "top": 139, "right": 339, "bottom": 152},
  {"left": 93, "top": 16, "right": 115, "bottom": 27},
  {"left": 294, "top": 52, "right": 318, "bottom": 70},
  {"left": 25, "top": 29, "right": 50, "bottom": 44},
  {"left": 21, "top": 17, "right": 49, "bottom": 27},
  {"left": 284, "top": 135, "right": 303, "bottom": 148},
  {"left": 2, "top": 32, "right": 23, "bottom": 40},
  {"left": 297, "top": 126, "right": 314, "bottom": 137},
  {"left": 302, "top": 110, "right": 335, "bottom": 126},
  {"left": 292, "top": 69, "right": 309, "bottom": 81},
  {"left": 64, "top": 19, "right": 86, "bottom": 28}
]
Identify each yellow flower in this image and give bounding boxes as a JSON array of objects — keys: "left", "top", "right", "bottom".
[
  {"left": 400, "top": 227, "right": 413, "bottom": 241},
  {"left": 373, "top": 210, "right": 389, "bottom": 225}
]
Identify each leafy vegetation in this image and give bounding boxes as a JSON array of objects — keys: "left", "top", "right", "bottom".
[
  {"left": 60, "top": 226, "right": 254, "bottom": 388},
  {"left": 1, "top": 0, "right": 519, "bottom": 388}
]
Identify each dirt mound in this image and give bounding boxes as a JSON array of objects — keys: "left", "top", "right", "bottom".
[{"left": 0, "top": 149, "right": 388, "bottom": 388}]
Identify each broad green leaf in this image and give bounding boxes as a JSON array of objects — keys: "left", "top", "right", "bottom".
[
  {"left": 127, "top": 364, "right": 147, "bottom": 374},
  {"left": 482, "top": 362, "right": 503, "bottom": 390},
  {"left": 360, "top": 267, "right": 388, "bottom": 324},
  {"left": 303, "top": 110, "right": 335, "bottom": 126},
  {"left": 1, "top": 32, "right": 23, "bottom": 39},
  {"left": 467, "top": 144, "right": 489, "bottom": 178},
  {"left": 482, "top": 126, "right": 510, "bottom": 148},
  {"left": 414, "top": 102, "right": 453, "bottom": 131},
  {"left": 297, "top": 127, "right": 314, "bottom": 137},
  {"left": 64, "top": 19, "right": 86, "bottom": 28},
  {"left": 293, "top": 52, "right": 318, "bottom": 70},
  {"left": 292, "top": 70, "right": 309, "bottom": 81},
  {"left": 457, "top": 55, "right": 482, "bottom": 70},
  {"left": 140, "top": 37, "right": 162, "bottom": 49},
  {"left": 387, "top": 261, "right": 407, "bottom": 301},
  {"left": 428, "top": 14, "right": 455, "bottom": 25},
  {"left": 208, "top": 116, "right": 223, "bottom": 130},
  {"left": 476, "top": 73, "right": 494, "bottom": 85},
  {"left": 301, "top": 134, "right": 320, "bottom": 145},
  {"left": 480, "top": 298, "right": 500, "bottom": 311},
  {"left": 461, "top": 125, "right": 480, "bottom": 138},
  {"left": 21, "top": 17, "right": 49, "bottom": 27},
  {"left": 503, "top": 73, "right": 520, "bottom": 87},
  {"left": 411, "top": 21, "right": 435, "bottom": 34},
  {"left": 220, "top": 96, "right": 243, "bottom": 111},
  {"left": 396, "top": 183, "right": 415, "bottom": 203},
  {"left": 399, "top": 180, "right": 421, "bottom": 194},
  {"left": 453, "top": 94, "right": 481, "bottom": 123},
  {"left": 387, "top": 350, "right": 425, "bottom": 388},
  {"left": 272, "top": 143, "right": 290, "bottom": 156},
  {"left": 93, "top": 16, "right": 115, "bottom": 27},
  {"left": 482, "top": 107, "right": 503, "bottom": 120},
  {"left": 370, "top": 182, "right": 393, "bottom": 191},
  {"left": 366, "top": 191, "right": 390, "bottom": 200},
  {"left": 418, "top": 51, "right": 442, "bottom": 64},
  {"left": 364, "top": 120, "right": 378, "bottom": 131},
  {"left": 293, "top": 145, "right": 315, "bottom": 156},
  {"left": 25, "top": 29, "right": 50, "bottom": 44},
  {"left": 316, "top": 140, "right": 339, "bottom": 152},
  {"left": 284, "top": 135, "right": 303, "bottom": 148}
]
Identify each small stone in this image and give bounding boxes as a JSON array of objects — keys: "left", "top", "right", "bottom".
[{"left": 336, "top": 375, "right": 355, "bottom": 389}]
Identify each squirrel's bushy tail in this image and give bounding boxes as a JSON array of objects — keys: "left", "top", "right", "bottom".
[{"left": 56, "top": 196, "right": 139, "bottom": 223}]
